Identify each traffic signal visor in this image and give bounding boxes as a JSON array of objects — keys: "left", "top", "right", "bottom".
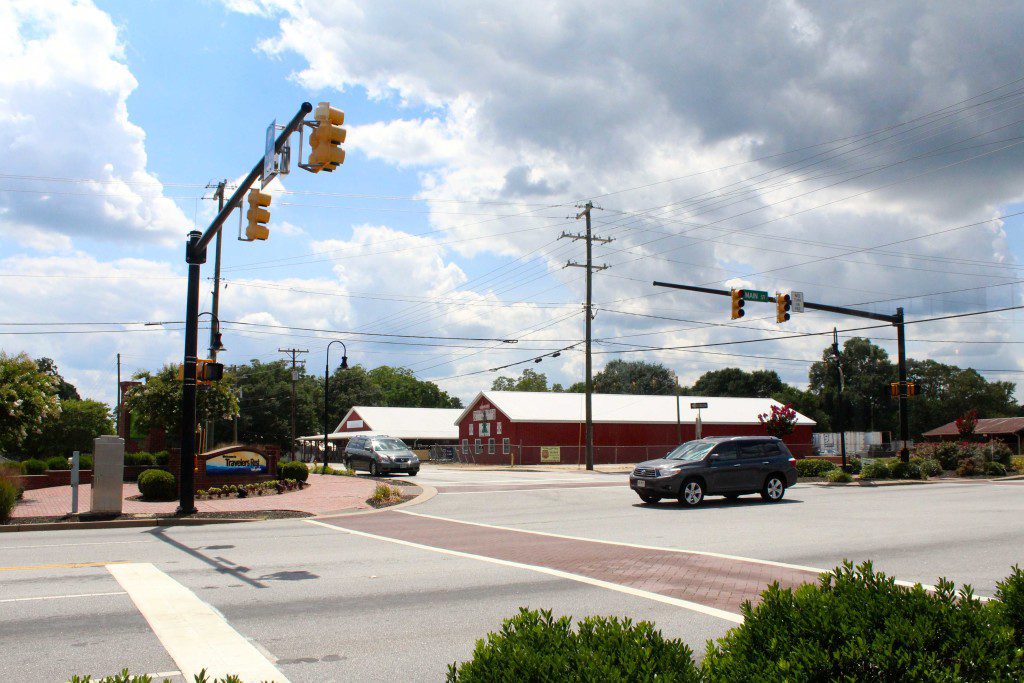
[
  {"left": 246, "top": 189, "right": 271, "bottom": 240},
  {"left": 309, "top": 102, "right": 346, "bottom": 172},
  {"left": 776, "top": 292, "right": 792, "bottom": 323},
  {"left": 730, "top": 289, "right": 745, "bottom": 319}
]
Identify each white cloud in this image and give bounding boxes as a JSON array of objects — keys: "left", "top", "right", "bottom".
[{"left": 0, "top": 0, "right": 190, "bottom": 248}]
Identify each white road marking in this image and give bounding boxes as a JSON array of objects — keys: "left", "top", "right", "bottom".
[
  {"left": 304, "top": 519, "right": 743, "bottom": 624},
  {"left": 0, "top": 591, "right": 127, "bottom": 603},
  {"left": 0, "top": 540, "right": 153, "bottom": 550},
  {"left": 396, "top": 510, "right": 979, "bottom": 598},
  {"left": 107, "top": 563, "right": 289, "bottom": 683}
]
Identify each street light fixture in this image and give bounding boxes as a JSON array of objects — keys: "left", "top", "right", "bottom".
[
  {"left": 198, "top": 312, "right": 226, "bottom": 355},
  {"left": 323, "top": 340, "right": 348, "bottom": 473}
]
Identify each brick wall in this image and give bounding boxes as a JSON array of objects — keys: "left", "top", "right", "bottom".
[{"left": 167, "top": 445, "right": 280, "bottom": 492}]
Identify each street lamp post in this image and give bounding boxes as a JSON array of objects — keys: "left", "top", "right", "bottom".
[{"left": 323, "top": 341, "right": 348, "bottom": 472}]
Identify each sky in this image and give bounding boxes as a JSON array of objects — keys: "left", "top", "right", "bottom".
[{"left": 3, "top": 0, "right": 1024, "bottom": 410}]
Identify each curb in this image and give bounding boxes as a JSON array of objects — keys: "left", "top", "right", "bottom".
[
  {"left": 0, "top": 516, "right": 260, "bottom": 533},
  {"left": 314, "top": 483, "right": 437, "bottom": 519},
  {"left": 816, "top": 479, "right": 934, "bottom": 487}
]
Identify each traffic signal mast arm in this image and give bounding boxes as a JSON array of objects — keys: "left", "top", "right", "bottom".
[{"left": 652, "top": 279, "right": 911, "bottom": 463}]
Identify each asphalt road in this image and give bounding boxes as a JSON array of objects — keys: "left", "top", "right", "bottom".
[{"left": 1, "top": 466, "right": 1022, "bottom": 682}]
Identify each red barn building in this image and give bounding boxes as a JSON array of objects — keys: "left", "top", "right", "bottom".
[{"left": 455, "top": 391, "right": 815, "bottom": 465}]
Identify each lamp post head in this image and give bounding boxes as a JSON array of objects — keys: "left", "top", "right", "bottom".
[{"left": 341, "top": 355, "right": 348, "bottom": 370}]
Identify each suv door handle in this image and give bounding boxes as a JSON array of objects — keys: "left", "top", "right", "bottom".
[
  {"left": 732, "top": 463, "right": 741, "bottom": 467},
  {"left": 762, "top": 461, "right": 770, "bottom": 465}
]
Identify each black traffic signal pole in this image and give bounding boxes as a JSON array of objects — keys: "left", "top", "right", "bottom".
[
  {"left": 652, "top": 280, "right": 911, "bottom": 463},
  {"left": 177, "top": 102, "right": 312, "bottom": 515}
]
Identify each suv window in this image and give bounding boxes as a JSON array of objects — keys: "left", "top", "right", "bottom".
[
  {"left": 738, "top": 442, "right": 765, "bottom": 459},
  {"left": 761, "top": 441, "right": 783, "bottom": 456},
  {"left": 711, "top": 443, "right": 739, "bottom": 461}
]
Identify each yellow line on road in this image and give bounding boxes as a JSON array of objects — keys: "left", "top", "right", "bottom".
[{"left": 0, "top": 561, "right": 131, "bottom": 572}]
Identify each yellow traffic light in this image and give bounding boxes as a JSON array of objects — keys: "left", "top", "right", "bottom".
[
  {"left": 730, "top": 289, "right": 745, "bottom": 319},
  {"left": 246, "top": 188, "right": 271, "bottom": 240},
  {"left": 776, "top": 292, "right": 792, "bottom": 323},
  {"left": 308, "top": 102, "right": 346, "bottom": 172}
]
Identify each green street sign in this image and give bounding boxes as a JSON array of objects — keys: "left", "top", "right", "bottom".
[{"left": 743, "top": 289, "right": 770, "bottom": 302}]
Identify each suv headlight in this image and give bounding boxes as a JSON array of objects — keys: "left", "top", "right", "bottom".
[{"left": 656, "top": 466, "right": 681, "bottom": 477}]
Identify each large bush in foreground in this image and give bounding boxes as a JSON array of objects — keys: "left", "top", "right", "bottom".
[
  {"left": 278, "top": 460, "right": 309, "bottom": 483},
  {"left": 138, "top": 469, "right": 176, "bottom": 501},
  {"left": 702, "top": 561, "right": 1024, "bottom": 681},
  {"left": 0, "top": 475, "right": 18, "bottom": 523},
  {"left": 447, "top": 608, "right": 698, "bottom": 682}
]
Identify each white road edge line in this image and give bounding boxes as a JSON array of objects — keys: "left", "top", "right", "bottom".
[
  {"left": 107, "top": 563, "right": 290, "bottom": 683},
  {"left": 395, "top": 509, "right": 969, "bottom": 597},
  {"left": 303, "top": 519, "right": 742, "bottom": 624},
  {"left": 437, "top": 485, "right": 621, "bottom": 495},
  {"left": 0, "top": 591, "right": 127, "bottom": 604}
]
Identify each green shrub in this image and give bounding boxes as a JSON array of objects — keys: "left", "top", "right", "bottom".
[
  {"left": 701, "top": 561, "right": 1024, "bottom": 681},
  {"left": 21, "top": 458, "right": 46, "bottom": 475},
  {"left": 1011, "top": 455, "right": 1024, "bottom": 472},
  {"left": 0, "top": 476, "right": 18, "bottom": 523},
  {"left": 995, "top": 565, "right": 1024, "bottom": 647},
  {"left": 825, "top": 468, "right": 852, "bottom": 483},
  {"left": 848, "top": 457, "right": 862, "bottom": 475},
  {"left": 986, "top": 461, "right": 1008, "bottom": 477},
  {"left": 891, "top": 460, "right": 925, "bottom": 480},
  {"left": 152, "top": 451, "right": 169, "bottom": 469},
  {"left": 124, "top": 452, "right": 155, "bottom": 468},
  {"left": 860, "top": 459, "right": 892, "bottom": 479},
  {"left": 957, "top": 458, "right": 980, "bottom": 477},
  {"left": 71, "top": 668, "right": 243, "bottom": 683},
  {"left": 797, "top": 458, "right": 837, "bottom": 477},
  {"left": 447, "top": 608, "right": 698, "bottom": 682},
  {"left": 934, "top": 441, "right": 963, "bottom": 471},
  {"left": 911, "top": 456, "right": 942, "bottom": 477},
  {"left": 370, "top": 483, "right": 403, "bottom": 504},
  {"left": 77, "top": 455, "right": 93, "bottom": 470},
  {"left": 138, "top": 469, "right": 176, "bottom": 501},
  {"left": 46, "top": 456, "right": 70, "bottom": 470},
  {"left": 278, "top": 460, "right": 309, "bottom": 483}
]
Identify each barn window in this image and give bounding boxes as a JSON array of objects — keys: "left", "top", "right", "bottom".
[
  {"left": 502, "top": 438, "right": 510, "bottom": 455},
  {"left": 496, "top": 423, "right": 502, "bottom": 435},
  {"left": 488, "top": 438, "right": 495, "bottom": 454},
  {"left": 462, "top": 439, "right": 469, "bottom": 454},
  {"left": 469, "top": 423, "right": 474, "bottom": 436},
  {"left": 479, "top": 422, "right": 491, "bottom": 437},
  {"left": 474, "top": 439, "right": 482, "bottom": 454}
]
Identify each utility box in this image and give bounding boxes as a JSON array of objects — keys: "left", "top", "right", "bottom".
[{"left": 91, "top": 435, "right": 125, "bottom": 515}]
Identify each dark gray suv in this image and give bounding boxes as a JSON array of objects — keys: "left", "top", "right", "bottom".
[
  {"left": 629, "top": 437, "right": 797, "bottom": 507},
  {"left": 343, "top": 435, "right": 420, "bottom": 476}
]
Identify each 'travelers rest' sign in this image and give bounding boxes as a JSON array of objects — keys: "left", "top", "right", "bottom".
[{"left": 206, "top": 450, "right": 268, "bottom": 475}]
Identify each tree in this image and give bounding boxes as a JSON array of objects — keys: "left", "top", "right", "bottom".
[
  {"left": 689, "top": 368, "right": 787, "bottom": 397},
  {"left": 35, "top": 357, "right": 80, "bottom": 401},
  {"left": 956, "top": 409, "right": 978, "bottom": 440},
  {"left": 772, "top": 385, "right": 830, "bottom": 431},
  {"left": 23, "top": 399, "right": 114, "bottom": 458},
  {"left": 592, "top": 360, "right": 677, "bottom": 395},
  {"left": 491, "top": 369, "right": 549, "bottom": 392},
  {"left": 907, "top": 360, "right": 1017, "bottom": 437},
  {"left": 124, "top": 364, "right": 238, "bottom": 446},
  {"left": 758, "top": 403, "right": 798, "bottom": 438},
  {"left": 0, "top": 352, "right": 61, "bottom": 455},
  {"left": 368, "top": 366, "right": 462, "bottom": 408},
  {"left": 809, "top": 338, "right": 896, "bottom": 433},
  {"left": 221, "top": 360, "right": 321, "bottom": 451}
]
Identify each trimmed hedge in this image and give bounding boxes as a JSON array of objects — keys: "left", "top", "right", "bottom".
[
  {"left": 77, "top": 455, "right": 93, "bottom": 470},
  {"left": 138, "top": 469, "right": 176, "bottom": 501},
  {"left": 45, "top": 456, "right": 70, "bottom": 471},
  {"left": 447, "top": 608, "right": 698, "bottom": 682},
  {"left": 796, "top": 458, "right": 837, "bottom": 477},
  {"left": 22, "top": 458, "right": 47, "bottom": 475},
  {"left": 860, "top": 459, "right": 892, "bottom": 479},
  {"left": 278, "top": 460, "right": 309, "bottom": 483},
  {"left": 825, "top": 468, "right": 853, "bottom": 483},
  {"left": 124, "top": 452, "right": 155, "bottom": 468}
]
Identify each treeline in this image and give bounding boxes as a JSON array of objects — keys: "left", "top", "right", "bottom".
[
  {"left": 489, "top": 338, "right": 1020, "bottom": 438},
  {"left": 124, "top": 360, "right": 461, "bottom": 451}
]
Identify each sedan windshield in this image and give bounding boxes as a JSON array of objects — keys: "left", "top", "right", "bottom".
[
  {"left": 664, "top": 440, "right": 715, "bottom": 462},
  {"left": 373, "top": 438, "right": 408, "bottom": 451}
]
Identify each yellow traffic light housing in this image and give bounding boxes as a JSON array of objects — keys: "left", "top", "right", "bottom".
[
  {"left": 730, "top": 289, "right": 745, "bottom": 319},
  {"left": 776, "top": 292, "right": 792, "bottom": 323},
  {"left": 245, "top": 188, "right": 271, "bottom": 240},
  {"left": 308, "top": 102, "right": 346, "bottom": 172}
]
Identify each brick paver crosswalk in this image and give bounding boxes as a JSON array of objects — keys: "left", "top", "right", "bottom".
[{"left": 319, "top": 511, "right": 821, "bottom": 615}]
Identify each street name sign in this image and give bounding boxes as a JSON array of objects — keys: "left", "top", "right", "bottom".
[
  {"left": 690, "top": 402, "right": 708, "bottom": 409},
  {"left": 744, "top": 289, "right": 770, "bottom": 302}
]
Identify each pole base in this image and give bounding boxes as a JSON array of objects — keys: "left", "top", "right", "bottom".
[{"left": 175, "top": 505, "right": 198, "bottom": 516}]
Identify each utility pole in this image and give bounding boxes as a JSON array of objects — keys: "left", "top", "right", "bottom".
[
  {"left": 116, "top": 353, "right": 121, "bottom": 437},
  {"left": 832, "top": 328, "right": 847, "bottom": 469},
  {"left": 279, "top": 348, "right": 308, "bottom": 461},
  {"left": 675, "top": 374, "right": 682, "bottom": 444},
  {"left": 208, "top": 180, "right": 227, "bottom": 360},
  {"left": 562, "top": 201, "right": 612, "bottom": 471}
]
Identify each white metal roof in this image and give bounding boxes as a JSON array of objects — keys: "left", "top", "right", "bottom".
[
  {"left": 332, "top": 406, "right": 462, "bottom": 440},
  {"left": 457, "top": 391, "right": 815, "bottom": 426}
]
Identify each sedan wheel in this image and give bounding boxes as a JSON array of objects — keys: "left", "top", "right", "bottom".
[
  {"left": 370, "top": 462, "right": 379, "bottom": 477},
  {"left": 762, "top": 475, "right": 786, "bottom": 502},
  {"left": 679, "top": 480, "right": 704, "bottom": 507}
]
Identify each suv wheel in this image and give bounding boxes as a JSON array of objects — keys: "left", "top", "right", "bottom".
[
  {"left": 679, "top": 479, "right": 704, "bottom": 507},
  {"left": 761, "top": 475, "right": 786, "bottom": 502},
  {"left": 638, "top": 492, "right": 661, "bottom": 504}
]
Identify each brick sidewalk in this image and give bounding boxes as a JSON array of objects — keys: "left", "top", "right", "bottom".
[
  {"left": 11, "top": 473, "right": 381, "bottom": 518},
  {"left": 322, "top": 511, "right": 819, "bottom": 614}
]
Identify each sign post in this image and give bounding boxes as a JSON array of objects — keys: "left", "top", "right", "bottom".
[
  {"left": 690, "top": 402, "right": 708, "bottom": 439},
  {"left": 70, "top": 450, "right": 80, "bottom": 515}
]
